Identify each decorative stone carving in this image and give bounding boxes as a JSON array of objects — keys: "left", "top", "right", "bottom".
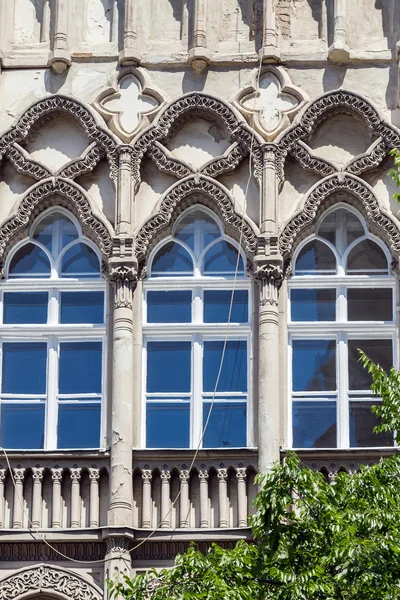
[
  {"left": 179, "top": 469, "right": 190, "bottom": 482},
  {"left": 58, "top": 143, "right": 104, "bottom": 179},
  {"left": 148, "top": 142, "right": 194, "bottom": 179},
  {"left": 70, "top": 467, "right": 82, "bottom": 481},
  {"left": 109, "top": 258, "right": 138, "bottom": 310},
  {"left": 51, "top": 467, "right": 63, "bottom": 481},
  {"left": 0, "top": 541, "right": 106, "bottom": 562},
  {"left": 89, "top": 467, "right": 100, "bottom": 481},
  {"left": 279, "top": 174, "right": 400, "bottom": 263},
  {"left": 0, "top": 564, "right": 102, "bottom": 600},
  {"left": 12, "top": 467, "right": 25, "bottom": 482},
  {"left": 134, "top": 176, "right": 258, "bottom": 271},
  {"left": 235, "top": 67, "right": 308, "bottom": 141},
  {"left": 7, "top": 143, "right": 51, "bottom": 180},
  {"left": 236, "top": 467, "right": 247, "bottom": 480},
  {"left": 32, "top": 467, "right": 44, "bottom": 481},
  {"left": 94, "top": 69, "right": 165, "bottom": 143},
  {"left": 289, "top": 141, "right": 336, "bottom": 178},
  {"left": 201, "top": 143, "right": 248, "bottom": 179},
  {"left": 141, "top": 469, "right": 153, "bottom": 482},
  {"left": 254, "top": 257, "right": 284, "bottom": 307}
]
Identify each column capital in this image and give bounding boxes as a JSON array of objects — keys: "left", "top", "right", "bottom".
[
  {"left": 198, "top": 469, "right": 209, "bottom": 481},
  {"left": 51, "top": 467, "right": 63, "bottom": 481},
  {"left": 0, "top": 469, "right": 6, "bottom": 482},
  {"left": 141, "top": 469, "right": 153, "bottom": 482},
  {"left": 70, "top": 467, "right": 82, "bottom": 481},
  {"left": 236, "top": 467, "right": 247, "bottom": 480},
  {"left": 13, "top": 467, "right": 25, "bottom": 482},
  {"left": 89, "top": 467, "right": 100, "bottom": 481},
  {"left": 179, "top": 469, "right": 190, "bottom": 482},
  {"left": 217, "top": 468, "right": 228, "bottom": 480},
  {"left": 161, "top": 469, "right": 171, "bottom": 481},
  {"left": 254, "top": 255, "right": 284, "bottom": 306},
  {"left": 32, "top": 467, "right": 44, "bottom": 481}
]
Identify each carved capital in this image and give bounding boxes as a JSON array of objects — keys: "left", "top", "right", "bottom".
[
  {"left": 217, "top": 468, "right": 228, "bottom": 481},
  {"left": 141, "top": 469, "right": 153, "bottom": 482},
  {"left": 254, "top": 255, "right": 283, "bottom": 307},
  {"left": 0, "top": 469, "right": 6, "bottom": 482},
  {"left": 161, "top": 469, "right": 171, "bottom": 482},
  {"left": 13, "top": 467, "right": 25, "bottom": 482},
  {"left": 179, "top": 469, "right": 190, "bottom": 482},
  {"left": 51, "top": 467, "right": 63, "bottom": 481},
  {"left": 89, "top": 467, "right": 100, "bottom": 482},
  {"left": 109, "top": 256, "right": 138, "bottom": 310},
  {"left": 198, "top": 469, "right": 209, "bottom": 481},
  {"left": 105, "top": 535, "right": 132, "bottom": 556},
  {"left": 70, "top": 467, "right": 82, "bottom": 482},
  {"left": 32, "top": 467, "right": 44, "bottom": 481},
  {"left": 236, "top": 467, "right": 247, "bottom": 480}
]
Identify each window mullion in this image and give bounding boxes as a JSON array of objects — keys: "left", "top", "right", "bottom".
[
  {"left": 337, "top": 333, "right": 349, "bottom": 448},
  {"left": 46, "top": 336, "right": 59, "bottom": 450},
  {"left": 192, "top": 335, "right": 202, "bottom": 449}
]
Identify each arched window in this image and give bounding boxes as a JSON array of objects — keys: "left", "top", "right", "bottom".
[
  {"left": 289, "top": 205, "right": 395, "bottom": 449},
  {"left": 0, "top": 209, "right": 106, "bottom": 450},
  {"left": 143, "top": 207, "right": 250, "bottom": 449}
]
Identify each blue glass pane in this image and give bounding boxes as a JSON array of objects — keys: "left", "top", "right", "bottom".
[
  {"left": 59, "top": 342, "right": 102, "bottom": 394},
  {"left": 350, "top": 401, "right": 393, "bottom": 448},
  {"left": 295, "top": 240, "right": 336, "bottom": 274},
  {"left": 203, "top": 341, "right": 247, "bottom": 393},
  {"left": 348, "top": 339, "right": 392, "bottom": 391},
  {"left": 291, "top": 289, "right": 336, "bottom": 322},
  {"left": 33, "top": 213, "right": 78, "bottom": 251},
  {"left": 9, "top": 244, "right": 51, "bottom": 278},
  {"left": 146, "top": 402, "right": 190, "bottom": 448},
  {"left": 2, "top": 342, "right": 47, "bottom": 394},
  {"left": 293, "top": 401, "right": 336, "bottom": 448},
  {"left": 61, "top": 243, "right": 100, "bottom": 278},
  {"left": 203, "top": 241, "right": 243, "bottom": 275},
  {"left": 147, "top": 342, "right": 191, "bottom": 393},
  {"left": 175, "top": 212, "right": 220, "bottom": 250},
  {"left": 60, "top": 291, "right": 104, "bottom": 324},
  {"left": 1, "top": 404, "right": 44, "bottom": 449},
  {"left": 4, "top": 292, "right": 48, "bottom": 324},
  {"left": 33, "top": 215, "right": 54, "bottom": 249},
  {"left": 347, "top": 240, "right": 388, "bottom": 273},
  {"left": 147, "top": 291, "right": 191, "bottom": 323},
  {"left": 292, "top": 339, "right": 336, "bottom": 392},
  {"left": 204, "top": 290, "right": 248, "bottom": 323},
  {"left": 58, "top": 403, "right": 101, "bottom": 449},
  {"left": 61, "top": 216, "right": 79, "bottom": 248},
  {"left": 203, "top": 402, "right": 246, "bottom": 448},
  {"left": 151, "top": 242, "right": 193, "bottom": 276}
]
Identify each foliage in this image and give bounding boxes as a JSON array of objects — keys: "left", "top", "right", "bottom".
[
  {"left": 110, "top": 356, "right": 400, "bottom": 599},
  {"left": 389, "top": 148, "right": 400, "bottom": 202}
]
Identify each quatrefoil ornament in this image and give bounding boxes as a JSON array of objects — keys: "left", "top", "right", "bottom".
[
  {"left": 234, "top": 66, "right": 308, "bottom": 141},
  {"left": 94, "top": 68, "right": 166, "bottom": 142}
]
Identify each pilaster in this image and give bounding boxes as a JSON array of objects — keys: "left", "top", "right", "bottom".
[
  {"left": 260, "top": 0, "right": 280, "bottom": 63},
  {"left": 329, "top": 0, "right": 350, "bottom": 62},
  {"left": 261, "top": 144, "right": 279, "bottom": 236},
  {"left": 189, "top": 0, "right": 211, "bottom": 74},
  {"left": 119, "top": 0, "right": 142, "bottom": 66},
  {"left": 48, "top": 0, "right": 71, "bottom": 74},
  {"left": 104, "top": 535, "right": 133, "bottom": 599},
  {"left": 116, "top": 148, "right": 134, "bottom": 237}
]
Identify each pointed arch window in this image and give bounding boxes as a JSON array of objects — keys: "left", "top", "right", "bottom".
[
  {"left": 143, "top": 207, "right": 251, "bottom": 449},
  {"left": 0, "top": 209, "right": 106, "bottom": 450},
  {"left": 288, "top": 206, "right": 396, "bottom": 449}
]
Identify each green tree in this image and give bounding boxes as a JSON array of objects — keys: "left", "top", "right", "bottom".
[{"left": 110, "top": 354, "right": 400, "bottom": 600}]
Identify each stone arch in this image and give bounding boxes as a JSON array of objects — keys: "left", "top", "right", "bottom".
[
  {"left": 0, "top": 564, "right": 102, "bottom": 600},
  {"left": 0, "top": 178, "right": 113, "bottom": 275},
  {"left": 279, "top": 173, "right": 400, "bottom": 268},
  {"left": 134, "top": 175, "right": 258, "bottom": 272}
]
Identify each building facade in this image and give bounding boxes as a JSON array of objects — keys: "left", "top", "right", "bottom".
[{"left": 0, "top": 0, "right": 399, "bottom": 598}]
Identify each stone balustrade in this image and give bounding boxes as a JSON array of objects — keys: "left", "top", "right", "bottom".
[{"left": 0, "top": 457, "right": 109, "bottom": 530}]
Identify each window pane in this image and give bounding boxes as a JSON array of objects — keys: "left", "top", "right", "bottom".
[
  {"left": 346, "top": 212, "right": 364, "bottom": 246},
  {"left": 175, "top": 211, "right": 220, "bottom": 250},
  {"left": 346, "top": 240, "right": 388, "bottom": 273},
  {"left": 350, "top": 401, "right": 393, "bottom": 448},
  {"left": 348, "top": 339, "right": 392, "bottom": 391},
  {"left": 151, "top": 242, "right": 193, "bottom": 276},
  {"left": 318, "top": 212, "right": 336, "bottom": 245},
  {"left": 292, "top": 401, "right": 336, "bottom": 448},
  {"left": 147, "top": 342, "right": 191, "bottom": 393},
  {"left": 61, "top": 243, "right": 100, "bottom": 278},
  {"left": 58, "top": 403, "right": 101, "bottom": 449},
  {"left": 146, "top": 402, "right": 190, "bottom": 448},
  {"left": 291, "top": 289, "right": 336, "bottom": 322},
  {"left": 33, "top": 214, "right": 54, "bottom": 249},
  {"left": 203, "top": 340, "right": 247, "bottom": 392},
  {"left": 61, "top": 216, "right": 79, "bottom": 248},
  {"left": 203, "top": 402, "right": 246, "bottom": 448},
  {"left": 59, "top": 342, "right": 102, "bottom": 394},
  {"left": 204, "top": 290, "right": 248, "bottom": 323},
  {"left": 9, "top": 244, "right": 51, "bottom": 278},
  {"left": 295, "top": 240, "right": 336, "bottom": 274},
  {"left": 3, "top": 292, "right": 48, "bottom": 324},
  {"left": 147, "top": 291, "right": 191, "bottom": 323},
  {"left": 2, "top": 342, "right": 47, "bottom": 394},
  {"left": 0, "top": 404, "right": 45, "bottom": 449},
  {"left": 292, "top": 339, "right": 336, "bottom": 392},
  {"left": 348, "top": 288, "right": 392, "bottom": 321},
  {"left": 33, "top": 213, "right": 78, "bottom": 251},
  {"left": 60, "top": 291, "right": 104, "bottom": 324},
  {"left": 203, "top": 241, "right": 244, "bottom": 275}
]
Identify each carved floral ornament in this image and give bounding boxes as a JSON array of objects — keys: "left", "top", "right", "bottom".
[
  {"left": 94, "top": 68, "right": 167, "bottom": 143},
  {"left": 234, "top": 66, "right": 308, "bottom": 141}
]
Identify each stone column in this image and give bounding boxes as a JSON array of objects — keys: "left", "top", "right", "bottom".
[
  {"left": 160, "top": 470, "right": 171, "bottom": 528},
  {"left": 0, "top": 469, "right": 6, "bottom": 529},
  {"left": 141, "top": 469, "right": 152, "bottom": 528},
  {"left": 108, "top": 259, "right": 137, "bottom": 528},
  {"left": 51, "top": 467, "right": 63, "bottom": 528},
  {"left": 179, "top": 469, "right": 190, "bottom": 528},
  {"left": 48, "top": 0, "right": 71, "bottom": 73},
  {"left": 116, "top": 149, "right": 133, "bottom": 237},
  {"left": 89, "top": 468, "right": 100, "bottom": 528},
  {"left": 104, "top": 536, "right": 133, "bottom": 597},
  {"left": 236, "top": 468, "right": 247, "bottom": 528},
  {"left": 261, "top": 145, "right": 278, "bottom": 236},
  {"left": 329, "top": 0, "right": 350, "bottom": 62},
  {"left": 199, "top": 469, "right": 209, "bottom": 528},
  {"left": 188, "top": 0, "right": 211, "bottom": 73},
  {"left": 119, "top": 0, "right": 142, "bottom": 66},
  {"left": 32, "top": 467, "right": 44, "bottom": 529},
  {"left": 260, "top": 0, "right": 280, "bottom": 62},
  {"left": 12, "top": 467, "right": 25, "bottom": 529},
  {"left": 217, "top": 468, "right": 228, "bottom": 528},
  {"left": 70, "top": 467, "right": 81, "bottom": 528}
]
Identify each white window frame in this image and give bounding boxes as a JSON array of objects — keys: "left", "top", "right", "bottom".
[
  {"left": 0, "top": 207, "right": 107, "bottom": 451},
  {"left": 142, "top": 206, "right": 252, "bottom": 449},
  {"left": 287, "top": 204, "right": 397, "bottom": 450}
]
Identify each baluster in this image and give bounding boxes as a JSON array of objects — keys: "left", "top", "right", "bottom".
[
  {"left": 12, "top": 467, "right": 25, "bottom": 529},
  {"left": 89, "top": 468, "right": 100, "bottom": 528},
  {"left": 141, "top": 469, "right": 152, "bottom": 528},
  {"left": 199, "top": 469, "right": 209, "bottom": 528},
  {"left": 0, "top": 469, "right": 6, "bottom": 529},
  {"left": 32, "top": 467, "right": 44, "bottom": 528},
  {"left": 70, "top": 467, "right": 82, "bottom": 528},
  {"left": 179, "top": 470, "right": 190, "bottom": 528},
  {"left": 236, "top": 468, "right": 247, "bottom": 528},
  {"left": 160, "top": 470, "right": 171, "bottom": 528},
  {"left": 217, "top": 468, "right": 228, "bottom": 528},
  {"left": 51, "top": 467, "right": 63, "bottom": 528}
]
